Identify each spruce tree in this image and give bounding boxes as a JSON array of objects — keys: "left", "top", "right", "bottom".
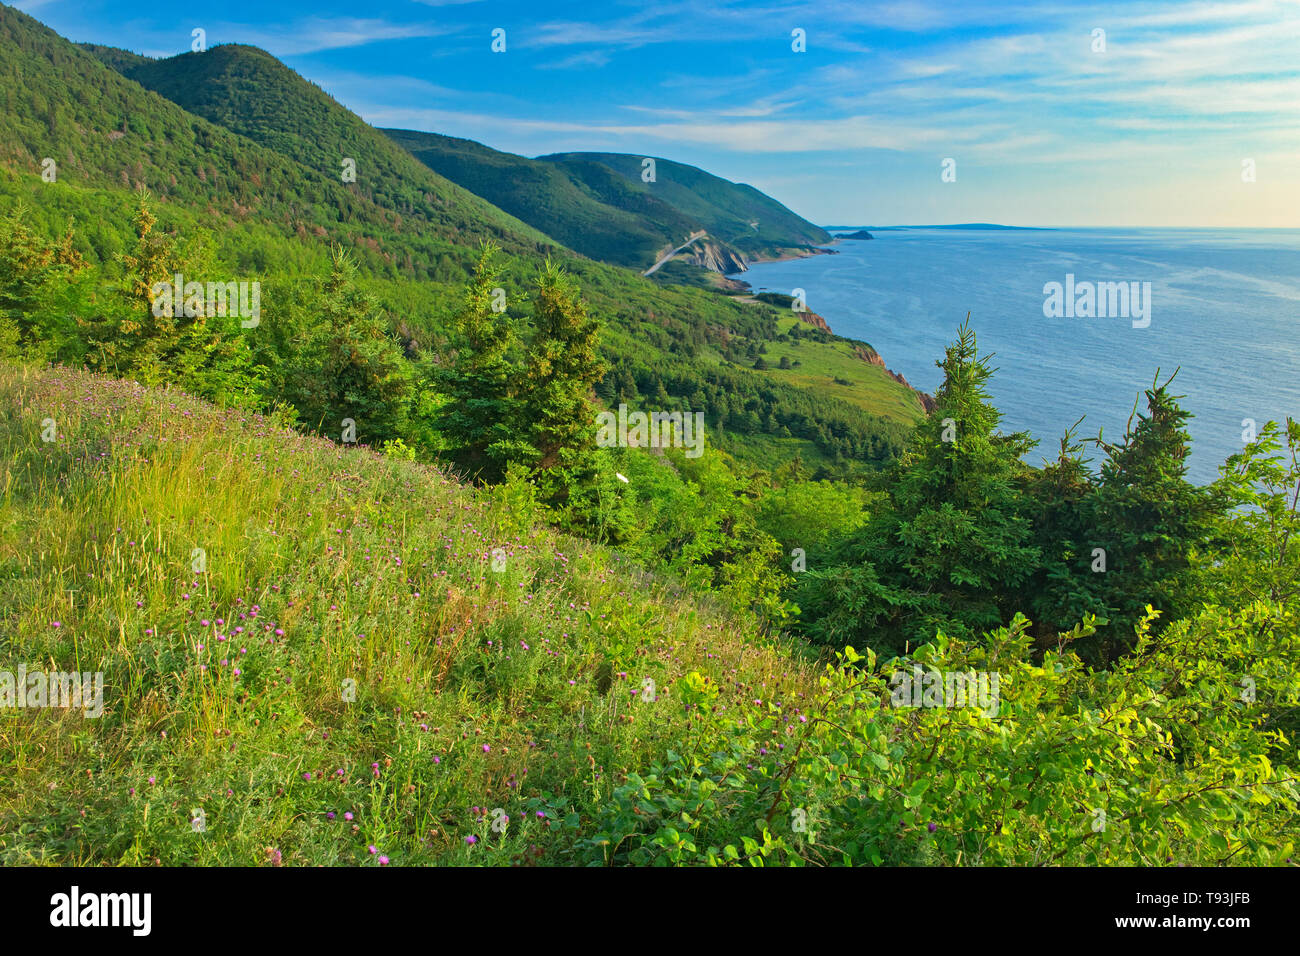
[
  {"left": 437, "top": 241, "right": 524, "bottom": 480},
  {"left": 520, "top": 259, "right": 607, "bottom": 502},
  {"left": 1086, "top": 372, "right": 1215, "bottom": 660},
  {"left": 288, "top": 245, "right": 412, "bottom": 444},
  {"left": 797, "top": 322, "right": 1039, "bottom": 654}
]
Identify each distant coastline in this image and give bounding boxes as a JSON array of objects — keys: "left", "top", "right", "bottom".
[
  {"left": 744, "top": 244, "right": 838, "bottom": 266},
  {"left": 825, "top": 222, "right": 1054, "bottom": 231}
]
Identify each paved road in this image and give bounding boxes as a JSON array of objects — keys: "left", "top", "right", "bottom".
[{"left": 642, "top": 230, "right": 707, "bottom": 276}]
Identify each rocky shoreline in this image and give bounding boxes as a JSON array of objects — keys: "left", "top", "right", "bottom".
[{"left": 725, "top": 240, "right": 936, "bottom": 414}]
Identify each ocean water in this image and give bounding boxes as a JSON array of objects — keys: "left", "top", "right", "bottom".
[{"left": 734, "top": 228, "right": 1300, "bottom": 484}]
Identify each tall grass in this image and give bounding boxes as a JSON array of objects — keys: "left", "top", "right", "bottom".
[{"left": 0, "top": 363, "right": 817, "bottom": 865}]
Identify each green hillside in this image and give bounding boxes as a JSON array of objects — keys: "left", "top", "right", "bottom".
[
  {"left": 384, "top": 129, "right": 699, "bottom": 270},
  {"left": 1, "top": 0, "right": 1296, "bottom": 875},
  {"left": 2, "top": 363, "right": 1294, "bottom": 866},
  {"left": 385, "top": 129, "right": 831, "bottom": 272},
  {"left": 0, "top": 5, "right": 924, "bottom": 477},
  {"left": 90, "top": 42, "right": 556, "bottom": 254},
  {"left": 0, "top": 7, "right": 545, "bottom": 266},
  {"left": 542, "top": 151, "right": 832, "bottom": 257}
]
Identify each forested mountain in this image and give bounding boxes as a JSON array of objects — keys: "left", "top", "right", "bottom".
[
  {"left": 386, "top": 129, "right": 831, "bottom": 271},
  {"left": 0, "top": 10, "right": 547, "bottom": 260},
  {"left": 384, "top": 129, "right": 701, "bottom": 270},
  {"left": 84, "top": 42, "right": 557, "bottom": 253},
  {"left": 0, "top": 3, "right": 922, "bottom": 476},
  {"left": 540, "top": 151, "right": 831, "bottom": 260}
]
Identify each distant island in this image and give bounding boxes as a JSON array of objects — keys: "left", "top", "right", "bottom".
[
  {"left": 826, "top": 222, "right": 1053, "bottom": 231},
  {"left": 833, "top": 229, "right": 875, "bottom": 240}
]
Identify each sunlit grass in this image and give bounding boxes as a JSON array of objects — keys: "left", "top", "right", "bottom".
[{"left": 0, "top": 362, "right": 818, "bottom": 866}]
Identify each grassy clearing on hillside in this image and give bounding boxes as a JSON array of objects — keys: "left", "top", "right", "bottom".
[
  {"left": 0, "top": 363, "right": 818, "bottom": 865},
  {"left": 764, "top": 316, "right": 926, "bottom": 423}
]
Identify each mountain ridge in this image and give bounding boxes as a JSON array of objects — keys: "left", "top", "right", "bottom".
[{"left": 386, "top": 129, "right": 829, "bottom": 273}]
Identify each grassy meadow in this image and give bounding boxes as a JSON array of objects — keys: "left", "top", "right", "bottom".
[{"left": 0, "top": 363, "right": 816, "bottom": 865}]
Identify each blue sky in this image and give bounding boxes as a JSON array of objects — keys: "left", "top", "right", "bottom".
[{"left": 16, "top": 0, "right": 1300, "bottom": 227}]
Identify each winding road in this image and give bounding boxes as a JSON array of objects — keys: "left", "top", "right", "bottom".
[{"left": 642, "top": 230, "right": 708, "bottom": 276}]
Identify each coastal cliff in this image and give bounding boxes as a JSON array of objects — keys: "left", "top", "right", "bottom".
[
  {"left": 682, "top": 239, "right": 749, "bottom": 274},
  {"left": 853, "top": 344, "right": 937, "bottom": 413},
  {"left": 797, "top": 309, "right": 832, "bottom": 332}
]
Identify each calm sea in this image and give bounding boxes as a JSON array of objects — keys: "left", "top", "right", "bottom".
[{"left": 734, "top": 227, "right": 1300, "bottom": 483}]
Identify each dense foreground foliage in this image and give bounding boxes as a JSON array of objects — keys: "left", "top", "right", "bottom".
[{"left": 1, "top": 364, "right": 1295, "bottom": 865}]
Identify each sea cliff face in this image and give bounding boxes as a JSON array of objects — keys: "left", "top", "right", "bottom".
[{"left": 798, "top": 310, "right": 832, "bottom": 332}]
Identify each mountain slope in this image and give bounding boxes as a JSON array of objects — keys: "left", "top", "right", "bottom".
[
  {"left": 385, "top": 130, "right": 831, "bottom": 272},
  {"left": 542, "top": 151, "right": 831, "bottom": 263},
  {"left": 0, "top": 362, "right": 819, "bottom": 864},
  {"left": 90, "top": 43, "right": 555, "bottom": 253},
  {"left": 0, "top": 4, "right": 553, "bottom": 265},
  {"left": 383, "top": 129, "right": 699, "bottom": 269},
  {"left": 1, "top": 7, "right": 925, "bottom": 472}
]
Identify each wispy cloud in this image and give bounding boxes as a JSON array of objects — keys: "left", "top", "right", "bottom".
[{"left": 538, "top": 49, "right": 613, "bottom": 70}]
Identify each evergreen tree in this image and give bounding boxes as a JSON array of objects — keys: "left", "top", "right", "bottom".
[
  {"left": 1018, "top": 420, "right": 1110, "bottom": 649},
  {"left": 79, "top": 191, "right": 263, "bottom": 401},
  {"left": 1086, "top": 372, "right": 1216, "bottom": 660},
  {"left": 437, "top": 241, "right": 523, "bottom": 480},
  {"left": 0, "top": 204, "right": 85, "bottom": 359},
  {"left": 520, "top": 259, "right": 607, "bottom": 502},
  {"left": 797, "top": 322, "right": 1040, "bottom": 654},
  {"left": 288, "top": 245, "right": 412, "bottom": 443}
]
